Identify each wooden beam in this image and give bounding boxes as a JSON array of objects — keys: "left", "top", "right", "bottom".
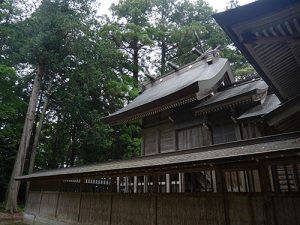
[{"left": 244, "top": 35, "right": 300, "bottom": 45}]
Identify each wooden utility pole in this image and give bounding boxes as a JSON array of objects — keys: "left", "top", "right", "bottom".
[{"left": 5, "top": 61, "right": 44, "bottom": 213}]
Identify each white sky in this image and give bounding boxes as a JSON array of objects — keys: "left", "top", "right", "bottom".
[{"left": 97, "top": 0, "right": 256, "bottom": 16}]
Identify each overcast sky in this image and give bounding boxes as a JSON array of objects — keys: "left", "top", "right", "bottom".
[{"left": 97, "top": 0, "right": 256, "bottom": 16}]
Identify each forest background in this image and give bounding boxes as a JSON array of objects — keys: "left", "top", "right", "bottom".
[{"left": 0, "top": 0, "right": 254, "bottom": 208}]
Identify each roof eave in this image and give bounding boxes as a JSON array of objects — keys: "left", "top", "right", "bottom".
[
  {"left": 264, "top": 95, "right": 300, "bottom": 126},
  {"left": 16, "top": 131, "right": 300, "bottom": 181},
  {"left": 103, "top": 83, "right": 199, "bottom": 125},
  {"left": 212, "top": 1, "right": 296, "bottom": 102},
  {"left": 193, "top": 88, "right": 266, "bottom": 115}
]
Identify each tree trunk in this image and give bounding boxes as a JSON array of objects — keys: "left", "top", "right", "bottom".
[
  {"left": 5, "top": 62, "right": 44, "bottom": 213},
  {"left": 25, "top": 81, "right": 52, "bottom": 197},
  {"left": 160, "top": 4, "right": 167, "bottom": 76},
  {"left": 68, "top": 123, "right": 76, "bottom": 167},
  {"left": 26, "top": 91, "right": 43, "bottom": 171},
  {"left": 161, "top": 39, "right": 166, "bottom": 75},
  {"left": 132, "top": 39, "right": 139, "bottom": 81},
  {"left": 28, "top": 80, "right": 52, "bottom": 174},
  {"left": 133, "top": 49, "right": 139, "bottom": 81}
]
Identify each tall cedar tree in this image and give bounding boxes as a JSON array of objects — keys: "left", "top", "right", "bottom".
[
  {"left": 5, "top": 0, "right": 96, "bottom": 212},
  {"left": 109, "top": 0, "right": 153, "bottom": 82}
]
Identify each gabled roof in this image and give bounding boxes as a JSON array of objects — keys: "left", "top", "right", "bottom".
[
  {"left": 15, "top": 132, "right": 300, "bottom": 180},
  {"left": 264, "top": 95, "right": 300, "bottom": 129},
  {"left": 104, "top": 57, "right": 233, "bottom": 125},
  {"left": 193, "top": 79, "right": 268, "bottom": 114},
  {"left": 238, "top": 94, "right": 281, "bottom": 120},
  {"left": 213, "top": 0, "right": 300, "bottom": 101}
]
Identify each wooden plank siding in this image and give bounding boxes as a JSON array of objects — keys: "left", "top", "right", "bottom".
[
  {"left": 39, "top": 192, "right": 59, "bottom": 218},
  {"left": 143, "top": 123, "right": 175, "bottom": 155},
  {"left": 24, "top": 159, "right": 300, "bottom": 225},
  {"left": 177, "top": 125, "right": 211, "bottom": 150},
  {"left": 241, "top": 122, "right": 264, "bottom": 140},
  {"left": 79, "top": 193, "right": 111, "bottom": 225},
  {"left": 25, "top": 191, "right": 42, "bottom": 215},
  {"left": 142, "top": 120, "right": 264, "bottom": 156},
  {"left": 157, "top": 194, "right": 225, "bottom": 225},
  {"left": 56, "top": 193, "right": 81, "bottom": 222},
  {"left": 272, "top": 196, "right": 300, "bottom": 225},
  {"left": 110, "top": 194, "right": 156, "bottom": 225},
  {"left": 27, "top": 191, "right": 300, "bottom": 225}
]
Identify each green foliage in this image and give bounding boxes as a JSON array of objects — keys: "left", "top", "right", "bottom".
[
  {"left": 0, "top": 0, "right": 256, "bottom": 206},
  {"left": 0, "top": 201, "right": 24, "bottom": 213},
  {"left": 220, "top": 45, "right": 255, "bottom": 79},
  {"left": 108, "top": 0, "right": 154, "bottom": 80},
  {"left": 0, "top": 65, "right": 26, "bottom": 201},
  {"left": 110, "top": 124, "right": 141, "bottom": 160},
  {"left": 22, "top": 0, "right": 141, "bottom": 168}
]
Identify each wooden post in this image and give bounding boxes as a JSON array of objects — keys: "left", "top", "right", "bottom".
[
  {"left": 109, "top": 181, "right": 114, "bottom": 225},
  {"left": 259, "top": 162, "right": 277, "bottom": 225},
  {"left": 141, "top": 131, "right": 145, "bottom": 156},
  {"left": 77, "top": 178, "right": 83, "bottom": 222},
  {"left": 216, "top": 166, "right": 230, "bottom": 225},
  {"left": 156, "top": 129, "right": 160, "bottom": 154},
  {"left": 166, "top": 174, "right": 170, "bottom": 193},
  {"left": 38, "top": 190, "right": 43, "bottom": 214},
  {"left": 154, "top": 175, "right": 158, "bottom": 225},
  {"left": 55, "top": 180, "right": 62, "bottom": 218},
  {"left": 134, "top": 176, "right": 138, "bottom": 193}
]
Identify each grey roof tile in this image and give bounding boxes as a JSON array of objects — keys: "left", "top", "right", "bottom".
[
  {"left": 193, "top": 79, "right": 268, "bottom": 110},
  {"left": 16, "top": 134, "right": 300, "bottom": 180},
  {"left": 105, "top": 58, "right": 232, "bottom": 122},
  {"left": 238, "top": 94, "right": 281, "bottom": 120}
]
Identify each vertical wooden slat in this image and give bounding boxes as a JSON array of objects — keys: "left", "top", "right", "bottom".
[
  {"left": 259, "top": 163, "right": 276, "bottom": 225},
  {"left": 156, "top": 129, "right": 160, "bottom": 154},
  {"left": 38, "top": 190, "right": 43, "bottom": 214},
  {"left": 109, "top": 193, "right": 113, "bottom": 225},
  {"left": 293, "top": 164, "right": 300, "bottom": 191},
  {"left": 217, "top": 167, "right": 229, "bottom": 225},
  {"left": 77, "top": 178, "right": 83, "bottom": 222},
  {"left": 236, "top": 171, "right": 241, "bottom": 192}
]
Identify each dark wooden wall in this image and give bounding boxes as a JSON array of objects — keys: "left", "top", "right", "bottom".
[
  {"left": 25, "top": 159, "right": 300, "bottom": 225},
  {"left": 25, "top": 191, "right": 300, "bottom": 225},
  {"left": 142, "top": 116, "right": 264, "bottom": 156}
]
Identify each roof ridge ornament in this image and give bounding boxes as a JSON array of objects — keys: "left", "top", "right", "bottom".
[
  {"left": 166, "top": 61, "right": 179, "bottom": 71},
  {"left": 191, "top": 45, "right": 221, "bottom": 64},
  {"left": 143, "top": 67, "right": 156, "bottom": 82},
  {"left": 207, "top": 45, "right": 221, "bottom": 65}
]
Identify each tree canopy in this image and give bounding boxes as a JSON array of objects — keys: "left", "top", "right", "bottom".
[{"left": 0, "top": 0, "right": 254, "bottom": 210}]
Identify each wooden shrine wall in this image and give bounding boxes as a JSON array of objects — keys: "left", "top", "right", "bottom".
[
  {"left": 24, "top": 158, "right": 300, "bottom": 225},
  {"left": 25, "top": 191, "right": 300, "bottom": 225}
]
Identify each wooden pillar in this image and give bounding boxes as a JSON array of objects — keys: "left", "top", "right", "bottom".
[
  {"left": 109, "top": 178, "right": 115, "bottom": 225},
  {"left": 156, "top": 129, "right": 160, "bottom": 154},
  {"left": 125, "top": 177, "right": 129, "bottom": 193},
  {"left": 38, "top": 190, "right": 43, "bottom": 215},
  {"left": 259, "top": 162, "right": 277, "bottom": 225},
  {"left": 77, "top": 177, "right": 83, "bottom": 222},
  {"left": 55, "top": 180, "right": 62, "bottom": 218},
  {"left": 141, "top": 131, "right": 145, "bottom": 156},
  {"left": 216, "top": 166, "right": 230, "bottom": 225},
  {"left": 144, "top": 175, "right": 148, "bottom": 193},
  {"left": 154, "top": 175, "right": 158, "bottom": 225},
  {"left": 134, "top": 176, "right": 138, "bottom": 193},
  {"left": 179, "top": 172, "right": 184, "bottom": 192},
  {"left": 166, "top": 174, "right": 170, "bottom": 193}
]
